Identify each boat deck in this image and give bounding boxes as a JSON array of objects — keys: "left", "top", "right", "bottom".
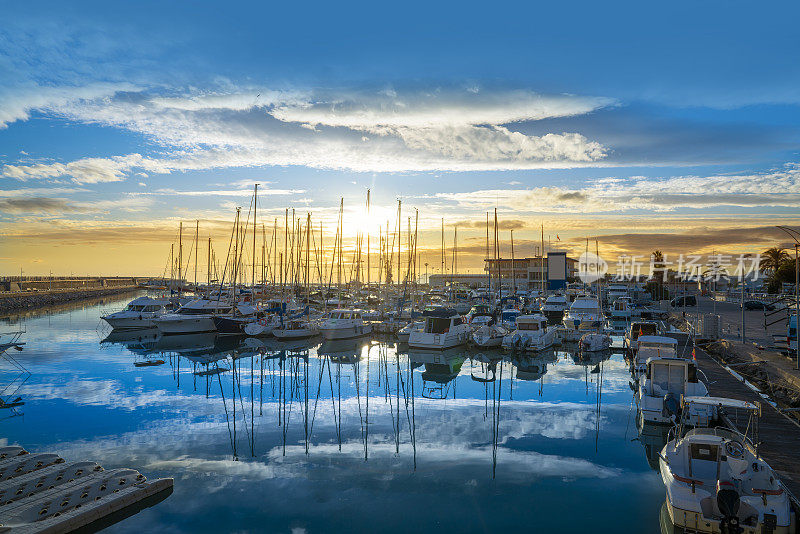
[{"left": 693, "top": 345, "right": 800, "bottom": 506}]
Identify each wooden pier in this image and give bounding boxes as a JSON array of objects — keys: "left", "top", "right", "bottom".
[{"left": 693, "top": 345, "right": 800, "bottom": 505}]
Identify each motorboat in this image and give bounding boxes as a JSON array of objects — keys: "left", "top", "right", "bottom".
[
  {"left": 562, "top": 294, "right": 604, "bottom": 342},
  {"left": 625, "top": 321, "right": 660, "bottom": 353},
  {"left": 502, "top": 314, "right": 558, "bottom": 352},
  {"left": 540, "top": 293, "right": 569, "bottom": 325},
  {"left": 318, "top": 308, "right": 373, "bottom": 340},
  {"left": 408, "top": 312, "right": 471, "bottom": 350},
  {"left": 499, "top": 308, "right": 522, "bottom": 329},
  {"left": 471, "top": 324, "right": 508, "bottom": 348},
  {"left": 153, "top": 299, "right": 255, "bottom": 335},
  {"left": 606, "top": 283, "right": 629, "bottom": 305},
  {"left": 659, "top": 396, "right": 793, "bottom": 533},
  {"left": 465, "top": 304, "right": 494, "bottom": 327},
  {"left": 609, "top": 296, "right": 635, "bottom": 322},
  {"left": 101, "top": 296, "right": 174, "bottom": 330},
  {"left": 579, "top": 331, "right": 612, "bottom": 352},
  {"left": 272, "top": 318, "right": 320, "bottom": 340},
  {"left": 637, "top": 357, "right": 707, "bottom": 424},
  {"left": 397, "top": 320, "right": 424, "bottom": 343},
  {"left": 631, "top": 335, "right": 679, "bottom": 377}
]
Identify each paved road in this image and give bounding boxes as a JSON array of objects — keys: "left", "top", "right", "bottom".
[{"left": 672, "top": 295, "right": 789, "bottom": 347}]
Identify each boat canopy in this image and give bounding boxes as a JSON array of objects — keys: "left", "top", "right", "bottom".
[
  {"left": 637, "top": 335, "right": 678, "bottom": 346},
  {"left": 683, "top": 395, "right": 760, "bottom": 414}
]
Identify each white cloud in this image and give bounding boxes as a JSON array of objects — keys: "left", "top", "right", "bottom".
[
  {"left": 0, "top": 86, "right": 613, "bottom": 175},
  {"left": 269, "top": 88, "right": 613, "bottom": 129},
  {"left": 0, "top": 82, "right": 136, "bottom": 129},
  {"left": 437, "top": 164, "right": 800, "bottom": 212}
]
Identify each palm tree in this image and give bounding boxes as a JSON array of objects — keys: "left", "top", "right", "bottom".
[
  {"left": 761, "top": 247, "right": 789, "bottom": 273},
  {"left": 651, "top": 250, "right": 666, "bottom": 300}
]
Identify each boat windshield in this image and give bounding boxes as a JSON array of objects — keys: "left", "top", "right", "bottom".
[
  {"left": 426, "top": 317, "right": 452, "bottom": 334},
  {"left": 630, "top": 324, "right": 658, "bottom": 339},
  {"left": 518, "top": 322, "right": 540, "bottom": 331}
]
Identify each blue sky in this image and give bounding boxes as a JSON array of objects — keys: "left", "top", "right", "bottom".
[{"left": 1, "top": 0, "right": 799, "bottom": 275}]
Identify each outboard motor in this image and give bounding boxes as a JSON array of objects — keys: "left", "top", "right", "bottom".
[
  {"left": 716, "top": 479, "right": 742, "bottom": 534},
  {"left": 661, "top": 392, "right": 681, "bottom": 421}
]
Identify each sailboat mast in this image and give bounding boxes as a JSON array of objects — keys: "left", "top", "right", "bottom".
[
  {"left": 511, "top": 229, "right": 515, "bottom": 295},
  {"left": 194, "top": 219, "right": 198, "bottom": 290},
  {"left": 541, "top": 224, "right": 546, "bottom": 299},
  {"left": 252, "top": 183, "right": 257, "bottom": 288},
  {"left": 178, "top": 222, "right": 183, "bottom": 296}
]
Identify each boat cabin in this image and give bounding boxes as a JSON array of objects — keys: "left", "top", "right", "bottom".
[
  {"left": 424, "top": 315, "right": 465, "bottom": 334},
  {"left": 515, "top": 315, "right": 548, "bottom": 332},
  {"left": 327, "top": 309, "right": 363, "bottom": 320},
  {"left": 627, "top": 321, "right": 659, "bottom": 341},
  {"left": 644, "top": 357, "right": 700, "bottom": 397}
]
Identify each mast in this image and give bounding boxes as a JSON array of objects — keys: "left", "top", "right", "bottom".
[
  {"left": 510, "top": 229, "right": 515, "bottom": 295},
  {"left": 252, "top": 183, "right": 257, "bottom": 289},
  {"left": 366, "top": 189, "right": 370, "bottom": 289},
  {"left": 441, "top": 218, "right": 445, "bottom": 282},
  {"left": 486, "top": 212, "right": 490, "bottom": 297},
  {"left": 178, "top": 222, "right": 183, "bottom": 297},
  {"left": 207, "top": 237, "right": 211, "bottom": 290},
  {"left": 194, "top": 220, "right": 198, "bottom": 290},
  {"left": 541, "top": 223, "right": 546, "bottom": 299}
]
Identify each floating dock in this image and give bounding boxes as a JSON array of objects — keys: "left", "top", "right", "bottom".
[{"left": 0, "top": 446, "right": 172, "bottom": 533}]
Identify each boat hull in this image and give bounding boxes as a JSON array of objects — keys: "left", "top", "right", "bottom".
[
  {"left": 320, "top": 324, "right": 373, "bottom": 340},
  {"left": 154, "top": 315, "right": 216, "bottom": 335},
  {"left": 408, "top": 330, "right": 469, "bottom": 350},
  {"left": 102, "top": 314, "right": 159, "bottom": 330}
]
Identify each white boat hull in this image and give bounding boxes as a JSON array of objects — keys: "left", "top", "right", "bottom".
[
  {"left": 408, "top": 330, "right": 469, "bottom": 350},
  {"left": 102, "top": 314, "right": 160, "bottom": 330},
  {"left": 154, "top": 315, "right": 216, "bottom": 334},
  {"left": 320, "top": 323, "right": 372, "bottom": 340}
]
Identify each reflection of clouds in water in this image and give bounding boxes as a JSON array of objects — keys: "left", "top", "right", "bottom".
[
  {"left": 45, "top": 398, "right": 624, "bottom": 486},
  {"left": 18, "top": 378, "right": 195, "bottom": 411},
  {"left": 144, "top": 441, "right": 619, "bottom": 484}
]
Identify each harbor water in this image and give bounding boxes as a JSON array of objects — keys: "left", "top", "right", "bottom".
[{"left": 1, "top": 293, "right": 667, "bottom": 533}]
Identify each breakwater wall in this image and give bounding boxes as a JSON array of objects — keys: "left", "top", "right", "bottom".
[{"left": 0, "top": 286, "right": 139, "bottom": 314}]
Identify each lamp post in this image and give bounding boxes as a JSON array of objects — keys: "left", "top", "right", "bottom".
[{"left": 776, "top": 226, "right": 800, "bottom": 370}]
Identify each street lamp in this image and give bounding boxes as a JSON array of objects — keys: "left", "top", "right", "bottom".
[{"left": 776, "top": 226, "right": 800, "bottom": 370}]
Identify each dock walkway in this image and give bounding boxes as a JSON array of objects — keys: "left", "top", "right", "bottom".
[{"left": 694, "top": 346, "right": 800, "bottom": 505}]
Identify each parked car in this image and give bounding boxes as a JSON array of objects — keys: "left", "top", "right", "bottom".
[
  {"left": 743, "top": 300, "right": 775, "bottom": 311},
  {"left": 670, "top": 295, "right": 697, "bottom": 307}
]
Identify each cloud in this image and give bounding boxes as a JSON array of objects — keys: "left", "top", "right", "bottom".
[
  {"left": 437, "top": 164, "right": 800, "bottom": 212},
  {"left": 0, "top": 82, "right": 137, "bottom": 129},
  {"left": 0, "top": 197, "right": 89, "bottom": 214},
  {"left": 269, "top": 88, "right": 613, "bottom": 129},
  {"left": 0, "top": 85, "right": 614, "bottom": 175}
]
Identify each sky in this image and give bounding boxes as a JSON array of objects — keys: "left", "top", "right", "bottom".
[{"left": 1, "top": 0, "right": 800, "bottom": 277}]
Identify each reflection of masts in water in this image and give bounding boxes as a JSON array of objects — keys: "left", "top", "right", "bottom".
[
  {"left": 491, "top": 360, "right": 504, "bottom": 479},
  {"left": 594, "top": 359, "right": 605, "bottom": 453},
  {"left": 217, "top": 370, "right": 237, "bottom": 459}
]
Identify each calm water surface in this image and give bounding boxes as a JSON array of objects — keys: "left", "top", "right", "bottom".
[{"left": 1, "top": 293, "right": 667, "bottom": 533}]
